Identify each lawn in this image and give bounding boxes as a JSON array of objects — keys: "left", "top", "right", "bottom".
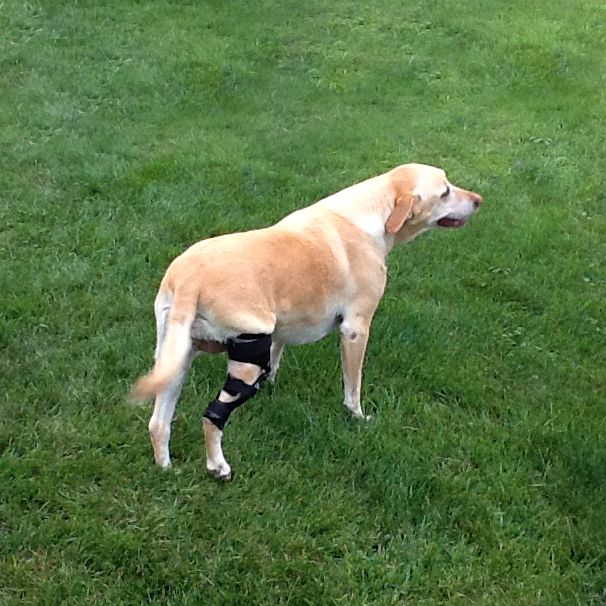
[{"left": 1, "top": 0, "right": 605, "bottom": 603}]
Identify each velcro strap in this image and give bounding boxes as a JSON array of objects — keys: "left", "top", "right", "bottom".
[
  {"left": 203, "top": 400, "right": 232, "bottom": 430},
  {"left": 226, "top": 333, "right": 271, "bottom": 371},
  {"left": 223, "top": 376, "right": 260, "bottom": 399}
]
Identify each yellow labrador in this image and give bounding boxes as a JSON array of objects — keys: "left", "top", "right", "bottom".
[{"left": 133, "top": 163, "right": 482, "bottom": 479}]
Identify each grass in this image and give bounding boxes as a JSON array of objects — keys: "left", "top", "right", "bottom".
[{"left": 1, "top": 0, "right": 605, "bottom": 603}]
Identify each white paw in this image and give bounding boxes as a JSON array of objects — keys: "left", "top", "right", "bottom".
[
  {"left": 207, "top": 462, "right": 232, "bottom": 481},
  {"left": 347, "top": 406, "right": 372, "bottom": 421},
  {"left": 155, "top": 454, "right": 172, "bottom": 469}
]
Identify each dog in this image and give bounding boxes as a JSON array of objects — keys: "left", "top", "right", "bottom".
[{"left": 133, "top": 163, "right": 482, "bottom": 480}]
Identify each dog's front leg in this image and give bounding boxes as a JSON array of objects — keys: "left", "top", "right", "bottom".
[{"left": 339, "top": 316, "right": 373, "bottom": 420}]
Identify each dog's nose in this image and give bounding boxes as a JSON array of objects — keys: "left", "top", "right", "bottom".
[{"left": 471, "top": 192, "right": 483, "bottom": 208}]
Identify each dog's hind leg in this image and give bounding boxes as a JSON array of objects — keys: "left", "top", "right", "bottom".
[
  {"left": 153, "top": 292, "right": 171, "bottom": 361},
  {"left": 203, "top": 360, "right": 264, "bottom": 480},
  {"left": 148, "top": 348, "right": 196, "bottom": 469},
  {"left": 203, "top": 334, "right": 271, "bottom": 480},
  {"left": 147, "top": 292, "right": 196, "bottom": 468},
  {"left": 268, "top": 340, "right": 285, "bottom": 383}
]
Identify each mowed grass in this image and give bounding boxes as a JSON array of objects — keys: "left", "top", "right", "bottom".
[{"left": 1, "top": 0, "right": 605, "bottom": 603}]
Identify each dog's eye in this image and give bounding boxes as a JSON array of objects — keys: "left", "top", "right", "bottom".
[{"left": 440, "top": 186, "right": 450, "bottom": 199}]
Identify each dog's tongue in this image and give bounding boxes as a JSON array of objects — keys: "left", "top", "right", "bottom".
[{"left": 437, "top": 217, "right": 466, "bottom": 228}]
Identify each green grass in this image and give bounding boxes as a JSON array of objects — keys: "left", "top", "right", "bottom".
[{"left": 1, "top": 0, "right": 605, "bottom": 603}]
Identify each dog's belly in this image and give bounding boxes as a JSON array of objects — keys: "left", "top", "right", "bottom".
[{"left": 273, "top": 315, "right": 341, "bottom": 345}]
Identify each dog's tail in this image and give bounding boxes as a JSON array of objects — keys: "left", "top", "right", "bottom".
[{"left": 131, "top": 291, "right": 197, "bottom": 401}]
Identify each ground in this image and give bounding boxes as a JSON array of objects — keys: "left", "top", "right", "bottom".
[{"left": 1, "top": 1, "right": 605, "bottom": 604}]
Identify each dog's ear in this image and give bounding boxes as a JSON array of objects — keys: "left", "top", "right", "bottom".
[{"left": 385, "top": 193, "right": 415, "bottom": 234}]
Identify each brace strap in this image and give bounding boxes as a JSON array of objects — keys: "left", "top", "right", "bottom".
[
  {"left": 203, "top": 400, "right": 235, "bottom": 431},
  {"left": 226, "top": 333, "right": 271, "bottom": 372},
  {"left": 203, "top": 373, "right": 267, "bottom": 431},
  {"left": 203, "top": 333, "right": 272, "bottom": 430},
  {"left": 223, "top": 375, "right": 263, "bottom": 398}
]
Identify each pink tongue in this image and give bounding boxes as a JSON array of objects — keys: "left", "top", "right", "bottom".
[{"left": 438, "top": 217, "right": 465, "bottom": 228}]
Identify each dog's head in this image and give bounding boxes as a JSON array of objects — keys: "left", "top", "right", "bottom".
[{"left": 386, "top": 163, "right": 482, "bottom": 242}]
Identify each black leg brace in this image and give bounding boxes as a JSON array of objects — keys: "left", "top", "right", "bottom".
[{"left": 203, "top": 333, "right": 271, "bottom": 430}]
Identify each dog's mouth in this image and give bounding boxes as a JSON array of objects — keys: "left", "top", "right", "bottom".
[{"left": 437, "top": 217, "right": 467, "bottom": 228}]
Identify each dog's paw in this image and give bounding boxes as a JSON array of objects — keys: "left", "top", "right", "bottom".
[
  {"left": 347, "top": 407, "right": 372, "bottom": 421},
  {"left": 207, "top": 463, "right": 232, "bottom": 482},
  {"left": 155, "top": 455, "right": 172, "bottom": 470}
]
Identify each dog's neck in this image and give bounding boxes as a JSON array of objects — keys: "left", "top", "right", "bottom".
[
  {"left": 318, "top": 175, "right": 422, "bottom": 257},
  {"left": 317, "top": 176, "right": 390, "bottom": 255}
]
